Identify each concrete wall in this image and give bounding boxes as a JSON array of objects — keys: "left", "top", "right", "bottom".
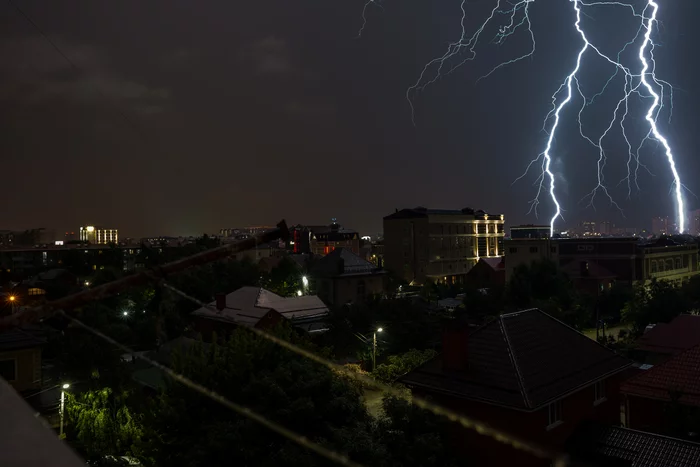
[{"left": 0, "top": 347, "right": 42, "bottom": 392}]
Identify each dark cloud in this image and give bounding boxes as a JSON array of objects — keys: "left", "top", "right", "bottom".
[{"left": 0, "top": 36, "right": 169, "bottom": 114}]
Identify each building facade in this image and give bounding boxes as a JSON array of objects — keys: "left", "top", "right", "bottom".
[
  {"left": 289, "top": 222, "right": 360, "bottom": 256},
  {"left": 505, "top": 236, "right": 699, "bottom": 289},
  {"left": 311, "top": 248, "right": 386, "bottom": 306},
  {"left": 383, "top": 207, "right": 504, "bottom": 285},
  {"left": 79, "top": 226, "right": 118, "bottom": 244}
]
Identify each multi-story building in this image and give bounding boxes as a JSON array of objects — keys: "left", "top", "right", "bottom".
[
  {"left": 79, "top": 226, "right": 118, "bottom": 244},
  {"left": 510, "top": 225, "right": 550, "bottom": 239},
  {"left": 289, "top": 221, "right": 360, "bottom": 256},
  {"left": 689, "top": 209, "right": 700, "bottom": 236},
  {"left": 504, "top": 236, "right": 699, "bottom": 291},
  {"left": 383, "top": 207, "right": 505, "bottom": 285}
]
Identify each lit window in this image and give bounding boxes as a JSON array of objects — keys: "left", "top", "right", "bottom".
[
  {"left": 594, "top": 380, "right": 606, "bottom": 405},
  {"left": 547, "top": 400, "right": 562, "bottom": 429}
]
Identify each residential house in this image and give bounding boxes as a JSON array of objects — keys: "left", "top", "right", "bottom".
[
  {"left": 464, "top": 257, "right": 505, "bottom": 289},
  {"left": 400, "top": 309, "right": 632, "bottom": 466},
  {"left": 191, "top": 286, "right": 329, "bottom": 340},
  {"left": 0, "top": 329, "right": 45, "bottom": 393},
  {"left": 566, "top": 420, "right": 700, "bottom": 467},
  {"left": 621, "top": 344, "right": 700, "bottom": 437},
  {"left": 311, "top": 248, "right": 386, "bottom": 306},
  {"left": 635, "top": 314, "right": 700, "bottom": 365}
]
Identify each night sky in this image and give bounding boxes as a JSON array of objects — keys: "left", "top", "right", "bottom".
[{"left": 1, "top": 0, "right": 698, "bottom": 237}]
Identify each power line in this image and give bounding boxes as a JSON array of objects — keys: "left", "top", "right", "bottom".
[
  {"left": 63, "top": 311, "right": 364, "bottom": 467},
  {"left": 7, "top": 0, "right": 150, "bottom": 140}
]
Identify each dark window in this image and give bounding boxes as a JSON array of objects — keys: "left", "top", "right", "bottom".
[
  {"left": 547, "top": 400, "right": 562, "bottom": 428},
  {"left": 509, "top": 247, "right": 517, "bottom": 254},
  {"left": 551, "top": 247, "right": 556, "bottom": 253},
  {"left": 0, "top": 359, "right": 16, "bottom": 381},
  {"left": 529, "top": 246, "right": 539, "bottom": 253},
  {"left": 594, "top": 380, "right": 606, "bottom": 404},
  {"left": 357, "top": 280, "right": 366, "bottom": 297}
]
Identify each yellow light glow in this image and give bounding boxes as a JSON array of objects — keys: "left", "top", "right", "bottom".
[
  {"left": 8, "top": 296, "right": 15, "bottom": 302},
  {"left": 86, "top": 226, "right": 95, "bottom": 232}
]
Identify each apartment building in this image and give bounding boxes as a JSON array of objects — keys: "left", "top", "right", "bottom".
[{"left": 383, "top": 207, "right": 504, "bottom": 285}]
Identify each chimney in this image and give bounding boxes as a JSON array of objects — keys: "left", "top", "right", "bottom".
[
  {"left": 442, "top": 324, "right": 469, "bottom": 372},
  {"left": 215, "top": 293, "right": 226, "bottom": 311}
]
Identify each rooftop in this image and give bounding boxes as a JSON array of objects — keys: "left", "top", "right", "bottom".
[
  {"left": 312, "top": 247, "right": 384, "bottom": 277},
  {"left": 621, "top": 344, "right": 700, "bottom": 406},
  {"left": 192, "top": 286, "right": 329, "bottom": 328},
  {"left": 636, "top": 314, "right": 700, "bottom": 356},
  {"left": 0, "top": 328, "right": 46, "bottom": 351},
  {"left": 567, "top": 421, "right": 700, "bottom": 467},
  {"left": 401, "top": 309, "right": 631, "bottom": 410},
  {"left": 384, "top": 207, "right": 502, "bottom": 221}
]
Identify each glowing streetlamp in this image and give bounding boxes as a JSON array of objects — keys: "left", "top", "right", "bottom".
[
  {"left": 296, "top": 290, "right": 303, "bottom": 297},
  {"left": 60, "top": 383, "right": 70, "bottom": 437},
  {"left": 372, "top": 328, "right": 383, "bottom": 371},
  {"left": 302, "top": 276, "right": 309, "bottom": 288}
]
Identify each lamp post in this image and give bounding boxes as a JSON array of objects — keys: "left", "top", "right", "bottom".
[
  {"left": 372, "top": 328, "right": 383, "bottom": 371},
  {"left": 8, "top": 295, "right": 16, "bottom": 314},
  {"left": 59, "top": 383, "right": 70, "bottom": 437}
]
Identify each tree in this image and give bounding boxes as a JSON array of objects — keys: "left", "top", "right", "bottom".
[
  {"left": 66, "top": 387, "right": 143, "bottom": 462},
  {"left": 372, "top": 349, "right": 437, "bottom": 384},
  {"left": 264, "top": 257, "right": 303, "bottom": 297},
  {"left": 376, "top": 396, "right": 459, "bottom": 467},
  {"left": 136, "top": 325, "right": 383, "bottom": 467},
  {"left": 622, "top": 279, "right": 690, "bottom": 336}
]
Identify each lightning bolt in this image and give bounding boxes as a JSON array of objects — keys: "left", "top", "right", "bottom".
[
  {"left": 362, "top": 0, "right": 687, "bottom": 235},
  {"left": 357, "top": 0, "right": 382, "bottom": 38},
  {"left": 406, "top": 0, "right": 535, "bottom": 126},
  {"left": 639, "top": 0, "right": 685, "bottom": 232}
]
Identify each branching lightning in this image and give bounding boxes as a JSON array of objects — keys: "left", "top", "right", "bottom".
[{"left": 361, "top": 0, "right": 687, "bottom": 235}]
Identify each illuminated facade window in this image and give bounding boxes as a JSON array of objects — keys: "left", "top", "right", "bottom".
[{"left": 79, "top": 226, "right": 118, "bottom": 245}]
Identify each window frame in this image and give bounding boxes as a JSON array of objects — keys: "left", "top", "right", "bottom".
[
  {"left": 594, "top": 380, "right": 607, "bottom": 405},
  {"left": 546, "top": 400, "right": 563, "bottom": 430}
]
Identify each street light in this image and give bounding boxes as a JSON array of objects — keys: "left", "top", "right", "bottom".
[
  {"left": 302, "top": 276, "right": 309, "bottom": 288},
  {"left": 60, "top": 383, "right": 70, "bottom": 437},
  {"left": 372, "top": 328, "right": 383, "bottom": 371},
  {"left": 296, "top": 290, "right": 303, "bottom": 297}
]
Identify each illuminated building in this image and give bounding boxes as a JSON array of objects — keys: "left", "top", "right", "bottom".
[
  {"left": 383, "top": 207, "right": 505, "bottom": 285},
  {"left": 289, "top": 221, "right": 360, "bottom": 256},
  {"left": 79, "top": 226, "right": 118, "bottom": 244},
  {"left": 689, "top": 209, "right": 700, "bottom": 236}
]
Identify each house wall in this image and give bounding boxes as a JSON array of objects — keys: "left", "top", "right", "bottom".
[
  {"left": 317, "top": 274, "right": 384, "bottom": 306},
  {"left": 625, "top": 395, "right": 666, "bottom": 434},
  {"left": 0, "top": 347, "right": 42, "bottom": 392},
  {"left": 412, "top": 374, "right": 624, "bottom": 466}
]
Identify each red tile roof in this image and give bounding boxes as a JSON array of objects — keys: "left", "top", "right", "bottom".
[
  {"left": 621, "top": 344, "right": 700, "bottom": 406},
  {"left": 636, "top": 314, "right": 700, "bottom": 356},
  {"left": 401, "top": 309, "right": 632, "bottom": 410},
  {"left": 567, "top": 421, "right": 700, "bottom": 467}
]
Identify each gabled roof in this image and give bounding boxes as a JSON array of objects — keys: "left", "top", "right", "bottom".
[
  {"left": 621, "top": 344, "right": 700, "bottom": 406},
  {"left": 191, "top": 286, "right": 329, "bottom": 327},
  {"left": 312, "top": 247, "right": 383, "bottom": 277},
  {"left": 401, "top": 309, "right": 632, "bottom": 410},
  {"left": 567, "top": 421, "right": 700, "bottom": 467},
  {"left": 636, "top": 314, "right": 700, "bottom": 356},
  {"left": 479, "top": 257, "right": 504, "bottom": 271},
  {"left": 0, "top": 328, "right": 46, "bottom": 351}
]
